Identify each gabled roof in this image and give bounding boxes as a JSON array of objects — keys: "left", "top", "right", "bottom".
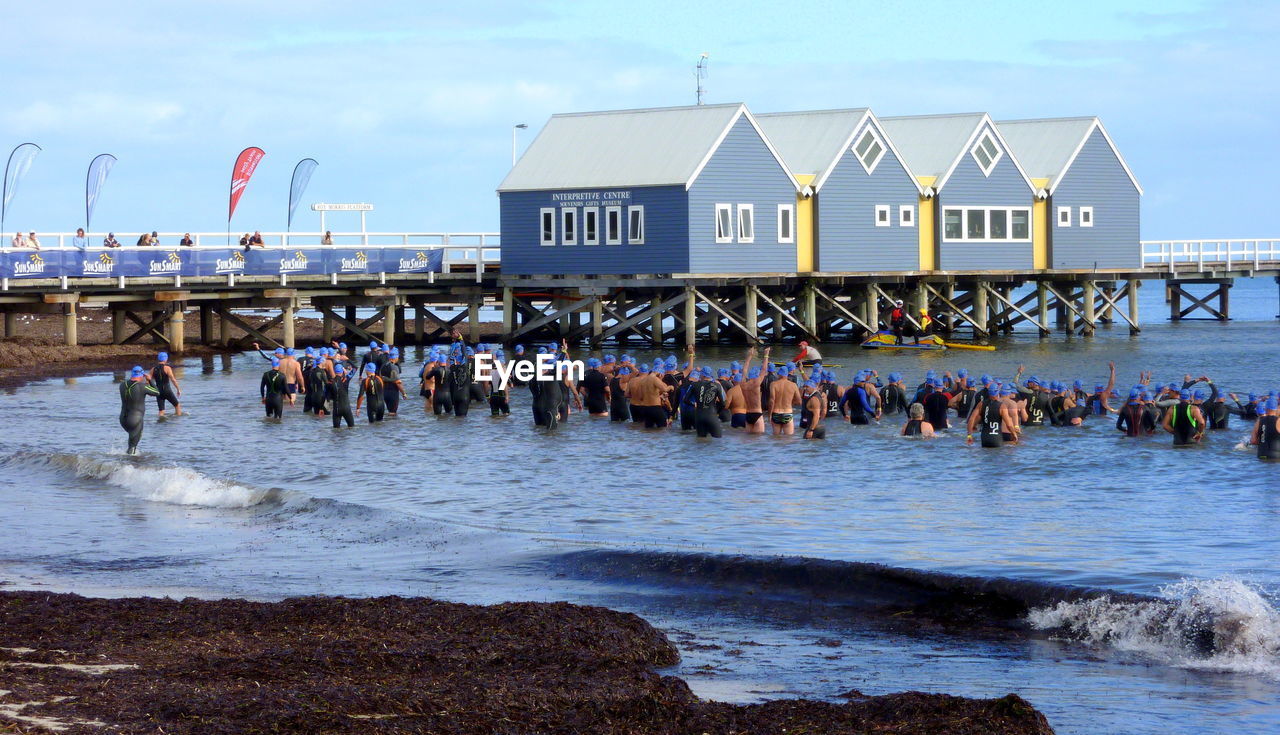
[
  {"left": 997, "top": 117, "right": 1143, "bottom": 195},
  {"left": 757, "top": 109, "right": 923, "bottom": 194},
  {"left": 880, "top": 112, "right": 1036, "bottom": 194},
  {"left": 497, "top": 103, "right": 799, "bottom": 193}
]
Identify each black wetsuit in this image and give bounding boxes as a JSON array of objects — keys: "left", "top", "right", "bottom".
[
  {"left": 304, "top": 365, "right": 327, "bottom": 414},
  {"left": 119, "top": 379, "right": 159, "bottom": 454},
  {"left": 978, "top": 397, "right": 1003, "bottom": 448},
  {"left": 430, "top": 366, "right": 452, "bottom": 415},
  {"left": 923, "top": 390, "right": 950, "bottom": 431},
  {"left": 150, "top": 363, "right": 180, "bottom": 412},
  {"left": 488, "top": 384, "right": 510, "bottom": 416},
  {"left": 379, "top": 361, "right": 402, "bottom": 415},
  {"left": 1023, "top": 391, "right": 1051, "bottom": 427},
  {"left": 760, "top": 373, "right": 777, "bottom": 412},
  {"left": 1257, "top": 415, "right": 1280, "bottom": 460},
  {"left": 328, "top": 373, "right": 354, "bottom": 427},
  {"left": 260, "top": 369, "right": 286, "bottom": 419},
  {"left": 903, "top": 418, "right": 924, "bottom": 436},
  {"left": 880, "top": 384, "right": 909, "bottom": 415},
  {"left": 823, "top": 383, "right": 842, "bottom": 417},
  {"left": 1116, "top": 402, "right": 1155, "bottom": 436},
  {"left": 532, "top": 378, "right": 564, "bottom": 428},
  {"left": 362, "top": 374, "right": 386, "bottom": 423},
  {"left": 663, "top": 373, "right": 683, "bottom": 420},
  {"left": 954, "top": 388, "right": 978, "bottom": 424},
  {"left": 716, "top": 378, "right": 734, "bottom": 423},
  {"left": 1204, "top": 401, "right": 1232, "bottom": 430},
  {"left": 691, "top": 380, "right": 725, "bottom": 438},
  {"left": 583, "top": 369, "right": 609, "bottom": 414},
  {"left": 609, "top": 376, "right": 629, "bottom": 422},
  {"left": 1169, "top": 401, "right": 1199, "bottom": 446},
  {"left": 447, "top": 362, "right": 472, "bottom": 417}
]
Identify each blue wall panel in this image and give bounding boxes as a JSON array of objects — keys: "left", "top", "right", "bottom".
[
  {"left": 1050, "top": 128, "right": 1141, "bottom": 269},
  {"left": 937, "top": 122, "right": 1035, "bottom": 270}
]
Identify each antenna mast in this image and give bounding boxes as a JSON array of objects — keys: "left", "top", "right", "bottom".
[{"left": 695, "top": 53, "right": 709, "bottom": 105}]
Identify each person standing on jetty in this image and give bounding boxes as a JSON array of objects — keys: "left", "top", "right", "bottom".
[
  {"left": 151, "top": 352, "right": 183, "bottom": 417},
  {"left": 119, "top": 366, "right": 159, "bottom": 455}
]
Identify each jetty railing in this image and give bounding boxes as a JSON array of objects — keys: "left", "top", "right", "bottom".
[
  {"left": 1141, "top": 239, "right": 1280, "bottom": 273},
  {"left": 0, "top": 232, "right": 501, "bottom": 285}
]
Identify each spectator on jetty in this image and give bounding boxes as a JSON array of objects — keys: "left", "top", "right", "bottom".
[
  {"left": 72, "top": 228, "right": 88, "bottom": 249},
  {"left": 26, "top": 232, "right": 41, "bottom": 249},
  {"left": 103, "top": 232, "right": 121, "bottom": 248},
  {"left": 180, "top": 233, "right": 195, "bottom": 247},
  {"left": 151, "top": 230, "right": 161, "bottom": 246},
  {"left": 10, "top": 232, "right": 23, "bottom": 248},
  {"left": 136, "top": 232, "right": 153, "bottom": 247},
  {"left": 250, "top": 230, "right": 265, "bottom": 247},
  {"left": 322, "top": 231, "right": 333, "bottom": 245}
]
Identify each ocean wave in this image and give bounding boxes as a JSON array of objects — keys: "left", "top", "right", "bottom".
[
  {"left": 5, "top": 451, "right": 289, "bottom": 509},
  {"left": 1028, "top": 577, "right": 1280, "bottom": 679}
]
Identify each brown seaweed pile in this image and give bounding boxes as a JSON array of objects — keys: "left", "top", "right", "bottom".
[{"left": 0, "top": 592, "right": 1054, "bottom": 734}]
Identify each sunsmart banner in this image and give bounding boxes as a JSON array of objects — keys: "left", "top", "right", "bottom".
[
  {"left": 1, "top": 247, "right": 445, "bottom": 279},
  {"left": 2, "top": 249, "right": 60, "bottom": 278},
  {"left": 383, "top": 247, "right": 444, "bottom": 274}
]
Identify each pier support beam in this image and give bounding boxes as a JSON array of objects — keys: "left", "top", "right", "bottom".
[
  {"left": 382, "top": 303, "right": 396, "bottom": 345},
  {"left": 468, "top": 299, "right": 481, "bottom": 343},
  {"left": 1128, "top": 280, "right": 1141, "bottom": 333},
  {"left": 3, "top": 312, "right": 14, "bottom": 338},
  {"left": 281, "top": 302, "right": 295, "bottom": 349},
  {"left": 501, "top": 287, "right": 514, "bottom": 338},
  {"left": 683, "top": 288, "right": 697, "bottom": 347},
  {"left": 323, "top": 310, "right": 334, "bottom": 344},
  {"left": 744, "top": 286, "right": 758, "bottom": 340},
  {"left": 63, "top": 303, "right": 78, "bottom": 347},
  {"left": 865, "top": 285, "right": 878, "bottom": 333},
  {"left": 1081, "top": 281, "right": 1096, "bottom": 335},
  {"left": 112, "top": 309, "right": 126, "bottom": 344},
  {"left": 971, "top": 282, "right": 988, "bottom": 334},
  {"left": 199, "top": 305, "right": 213, "bottom": 345},
  {"left": 1037, "top": 282, "right": 1050, "bottom": 335},
  {"left": 219, "top": 309, "right": 231, "bottom": 346},
  {"left": 802, "top": 283, "right": 817, "bottom": 335},
  {"left": 168, "top": 304, "right": 185, "bottom": 352},
  {"left": 590, "top": 297, "right": 603, "bottom": 345}
]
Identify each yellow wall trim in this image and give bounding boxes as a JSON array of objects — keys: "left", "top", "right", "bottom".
[
  {"left": 918, "top": 194, "right": 936, "bottom": 270},
  {"left": 795, "top": 174, "right": 815, "bottom": 272},
  {"left": 1033, "top": 198, "right": 1049, "bottom": 269}
]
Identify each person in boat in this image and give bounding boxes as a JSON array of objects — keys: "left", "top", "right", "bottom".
[{"left": 791, "top": 340, "right": 822, "bottom": 365}]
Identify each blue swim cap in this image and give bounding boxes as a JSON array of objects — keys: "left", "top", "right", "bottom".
[
  {"left": 652, "top": 358, "right": 665, "bottom": 369},
  {"left": 1248, "top": 393, "right": 1258, "bottom": 402},
  {"left": 805, "top": 380, "right": 818, "bottom": 388},
  {"left": 1192, "top": 389, "right": 1205, "bottom": 401},
  {"left": 733, "top": 374, "right": 742, "bottom": 383},
  {"left": 748, "top": 367, "right": 762, "bottom": 379},
  {"left": 287, "top": 348, "right": 297, "bottom": 357},
  {"left": 390, "top": 348, "right": 400, "bottom": 357},
  {"left": 730, "top": 361, "right": 741, "bottom": 370},
  {"left": 130, "top": 365, "right": 145, "bottom": 377},
  {"left": 618, "top": 367, "right": 632, "bottom": 376},
  {"left": 305, "top": 347, "right": 315, "bottom": 355},
  {"left": 926, "top": 369, "right": 937, "bottom": 379},
  {"left": 1268, "top": 398, "right": 1279, "bottom": 412},
  {"left": 1129, "top": 387, "right": 1142, "bottom": 400},
  {"left": 810, "top": 362, "right": 822, "bottom": 372},
  {"left": 271, "top": 358, "right": 280, "bottom": 368},
  {"left": 1003, "top": 386, "right": 1016, "bottom": 396},
  {"left": 786, "top": 362, "right": 797, "bottom": 370},
  {"left": 1179, "top": 390, "right": 1191, "bottom": 400},
  {"left": 604, "top": 355, "right": 616, "bottom": 364},
  {"left": 958, "top": 368, "right": 968, "bottom": 378},
  {"left": 586, "top": 357, "right": 601, "bottom": 368},
  {"left": 462, "top": 346, "right": 474, "bottom": 356},
  {"left": 681, "top": 362, "right": 690, "bottom": 370},
  {"left": 888, "top": 372, "right": 902, "bottom": 383},
  {"left": 621, "top": 354, "right": 632, "bottom": 363},
  {"left": 274, "top": 347, "right": 285, "bottom": 356},
  {"left": 778, "top": 366, "right": 790, "bottom": 377},
  {"left": 364, "top": 363, "right": 376, "bottom": 373},
  {"left": 638, "top": 364, "right": 650, "bottom": 374},
  {"left": 717, "top": 368, "right": 730, "bottom": 378},
  {"left": 980, "top": 374, "right": 992, "bottom": 386},
  {"left": 1093, "top": 384, "right": 1103, "bottom": 392},
  {"left": 1141, "top": 391, "right": 1151, "bottom": 401},
  {"left": 157, "top": 351, "right": 169, "bottom": 362},
  {"left": 339, "top": 342, "right": 347, "bottom": 349},
  {"left": 767, "top": 363, "right": 776, "bottom": 373}
]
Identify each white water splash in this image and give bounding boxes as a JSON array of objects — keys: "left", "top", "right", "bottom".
[
  {"left": 1028, "top": 578, "right": 1280, "bottom": 679},
  {"left": 31, "top": 453, "right": 283, "bottom": 509}
]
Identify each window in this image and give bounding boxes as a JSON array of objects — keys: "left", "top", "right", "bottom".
[
  {"left": 874, "top": 204, "right": 891, "bottom": 227},
  {"left": 583, "top": 207, "right": 599, "bottom": 245},
  {"left": 715, "top": 203, "right": 733, "bottom": 243},
  {"left": 605, "top": 206, "right": 621, "bottom": 244},
  {"left": 540, "top": 208, "right": 555, "bottom": 246},
  {"left": 737, "top": 204, "right": 754, "bottom": 243},
  {"left": 627, "top": 205, "right": 644, "bottom": 244},
  {"left": 778, "top": 204, "right": 795, "bottom": 243},
  {"left": 1011, "top": 209, "right": 1030, "bottom": 239},
  {"left": 899, "top": 205, "right": 915, "bottom": 227},
  {"left": 970, "top": 130, "right": 1002, "bottom": 176},
  {"left": 1058, "top": 206, "right": 1071, "bottom": 227},
  {"left": 944, "top": 209, "right": 962, "bottom": 239},
  {"left": 1080, "top": 206, "right": 1094, "bottom": 227},
  {"left": 942, "top": 207, "right": 1033, "bottom": 242},
  {"left": 852, "top": 128, "right": 886, "bottom": 173},
  {"left": 560, "top": 208, "right": 577, "bottom": 245}
]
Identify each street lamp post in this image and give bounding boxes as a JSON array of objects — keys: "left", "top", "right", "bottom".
[{"left": 512, "top": 123, "right": 528, "bottom": 167}]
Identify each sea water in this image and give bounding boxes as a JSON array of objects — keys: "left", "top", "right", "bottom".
[{"left": 2, "top": 277, "right": 1279, "bottom": 735}]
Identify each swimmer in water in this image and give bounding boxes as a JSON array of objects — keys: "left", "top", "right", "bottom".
[
  {"left": 901, "top": 402, "right": 935, "bottom": 437},
  {"left": 379, "top": 347, "right": 406, "bottom": 417},
  {"left": 1249, "top": 398, "right": 1280, "bottom": 460},
  {"left": 768, "top": 365, "right": 802, "bottom": 435},
  {"left": 688, "top": 366, "right": 726, "bottom": 438},
  {"left": 579, "top": 357, "right": 610, "bottom": 417},
  {"left": 328, "top": 363, "right": 355, "bottom": 428},
  {"left": 357, "top": 363, "right": 387, "bottom": 423},
  {"left": 1115, "top": 387, "right": 1157, "bottom": 437},
  {"left": 800, "top": 380, "right": 827, "bottom": 439},
  {"left": 150, "top": 351, "right": 182, "bottom": 417},
  {"left": 260, "top": 358, "right": 286, "bottom": 419},
  {"left": 1162, "top": 389, "right": 1205, "bottom": 446},
  {"left": 119, "top": 366, "right": 160, "bottom": 454}
]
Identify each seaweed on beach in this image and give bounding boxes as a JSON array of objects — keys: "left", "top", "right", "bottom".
[{"left": 0, "top": 592, "right": 1054, "bottom": 734}]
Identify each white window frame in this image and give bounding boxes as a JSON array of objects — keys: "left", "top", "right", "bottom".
[
  {"left": 1058, "top": 206, "right": 1072, "bottom": 227},
  {"left": 715, "top": 203, "right": 734, "bottom": 243},
  {"left": 736, "top": 204, "right": 755, "bottom": 244},
  {"left": 1079, "top": 206, "right": 1094, "bottom": 228},
  {"left": 627, "top": 205, "right": 645, "bottom": 244},
  {"left": 970, "top": 130, "right": 1003, "bottom": 177},
  {"left": 940, "top": 206, "right": 1033, "bottom": 243},
  {"left": 560, "top": 207, "right": 577, "bottom": 246},
  {"left": 605, "top": 206, "right": 622, "bottom": 245},
  {"left": 851, "top": 127, "right": 887, "bottom": 174},
  {"left": 582, "top": 207, "right": 599, "bottom": 245},
  {"left": 777, "top": 203, "right": 795, "bottom": 244},
  {"left": 539, "top": 207, "right": 556, "bottom": 246},
  {"left": 874, "top": 204, "right": 891, "bottom": 228},
  {"left": 899, "top": 205, "right": 915, "bottom": 227}
]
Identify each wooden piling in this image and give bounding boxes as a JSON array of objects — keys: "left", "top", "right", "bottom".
[
  {"left": 169, "top": 304, "right": 185, "bottom": 352},
  {"left": 282, "top": 302, "right": 295, "bottom": 349}
]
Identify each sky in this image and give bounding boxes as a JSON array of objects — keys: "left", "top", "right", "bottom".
[{"left": 0, "top": 0, "right": 1275, "bottom": 240}]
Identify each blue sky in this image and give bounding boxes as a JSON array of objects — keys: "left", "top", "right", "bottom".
[{"left": 1, "top": 0, "right": 1274, "bottom": 239}]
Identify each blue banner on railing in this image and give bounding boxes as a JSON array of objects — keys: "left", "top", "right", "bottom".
[{"left": 0, "top": 247, "right": 444, "bottom": 279}]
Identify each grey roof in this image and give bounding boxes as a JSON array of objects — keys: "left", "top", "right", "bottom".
[
  {"left": 497, "top": 103, "right": 748, "bottom": 192},
  {"left": 878, "top": 113, "right": 986, "bottom": 180},
  {"left": 755, "top": 109, "right": 869, "bottom": 180},
  {"left": 996, "top": 117, "right": 1097, "bottom": 189}
]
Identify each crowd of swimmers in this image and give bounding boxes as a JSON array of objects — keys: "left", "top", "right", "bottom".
[{"left": 117, "top": 335, "right": 1280, "bottom": 460}]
